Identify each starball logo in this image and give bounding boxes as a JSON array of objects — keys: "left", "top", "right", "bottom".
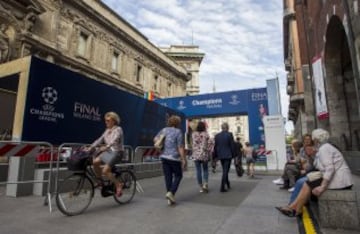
[
  {"left": 177, "top": 100, "right": 186, "bottom": 110},
  {"left": 229, "top": 95, "right": 240, "bottom": 105},
  {"left": 41, "top": 87, "right": 58, "bottom": 111},
  {"left": 29, "top": 87, "right": 65, "bottom": 122}
]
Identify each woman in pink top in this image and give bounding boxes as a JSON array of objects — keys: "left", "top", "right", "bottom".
[
  {"left": 192, "top": 121, "right": 210, "bottom": 193},
  {"left": 89, "top": 111, "right": 124, "bottom": 197}
]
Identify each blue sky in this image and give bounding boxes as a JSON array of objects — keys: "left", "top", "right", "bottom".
[{"left": 102, "top": 0, "right": 293, "bottom": 132}]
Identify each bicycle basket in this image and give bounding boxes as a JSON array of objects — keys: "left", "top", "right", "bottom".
[{"left": 67, "top": 150, "right": 90, "bottom": 171}]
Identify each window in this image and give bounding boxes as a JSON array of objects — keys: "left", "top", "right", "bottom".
[
  {"left": 153, "top": 75, "right": 158, "bottom": 91},
  {"left": 111, "top": 52, "right": 119, "bottom": 72},
  {"left": 77, "top": 32, "right": 88, "bottom": 57},
  {"left": 167, "top": 82, "right": 172, "bottom": 96},
  {"left": 136, "top": 65, "right": 142, "bottom": 82},
  {"left": 237, "top": 126, "right": 241, "bottom": 133}
]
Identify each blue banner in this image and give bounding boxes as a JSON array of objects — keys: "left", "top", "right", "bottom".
[
  {"left": 21, "top": 57, "right": 184, "bottom": 148},
  {"left": 266, "top": 78, "right": 281, "bottom": 115},
  {"left": 155, "top": 88, "right": 268, "bottom": 146}
]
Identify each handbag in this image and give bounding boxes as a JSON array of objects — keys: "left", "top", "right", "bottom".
[
  {"left": 235, "top": 160, "right": 244, "bottom": 177},
  {"left": 154, "top": 134, "right": 166, "bottom": 150},
  {"left": 306, "top": 171, "right": 322, "bottom": 182}
]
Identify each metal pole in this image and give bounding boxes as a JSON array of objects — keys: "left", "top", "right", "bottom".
[{"left": 300, "top": 0, "right": 318, "bottom": 129}]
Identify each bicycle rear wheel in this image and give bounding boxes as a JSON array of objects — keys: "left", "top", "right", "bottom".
[
  {"left": 56, "top": 173, "right": 94, "bottom": 216},
  {"left": 113, "top": 170, "right": 136, "bottom": 204}
]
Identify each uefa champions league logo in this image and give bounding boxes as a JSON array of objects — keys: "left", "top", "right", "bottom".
[
  {"left": 42, "top": 87, "right": 58, "bottom": 111},
  {"left": 29, "top": 86, "right": 64, "bottom": 122},
  {"left": 229, "top": 94, "right": 240, "bottom": 105},
  {"left": 177, "top": 100, "right": 186, "bottom": 110},
  {"left": 42, "top": 87, "right": 58, "bottom": 104}
]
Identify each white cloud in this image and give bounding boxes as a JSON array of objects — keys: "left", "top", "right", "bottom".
[{"left": 103, "top": 0, "right": 291, "bottom": 130}]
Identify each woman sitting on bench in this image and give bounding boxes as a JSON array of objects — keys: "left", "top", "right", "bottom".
[{"left": 275, "top": 128, "right": 353, "bottom": 217}]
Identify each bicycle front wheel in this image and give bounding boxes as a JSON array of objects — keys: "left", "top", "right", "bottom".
[
  {"left": 113, "top": 170, "right": 136, "bottom": 204},
  {"left": 56, "top": 174, "right": 94, "bottom": 216}
]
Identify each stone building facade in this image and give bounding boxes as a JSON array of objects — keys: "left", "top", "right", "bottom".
[
  {"left": 160, "top": 45, "right": 205, "bottom": 96},
  {"left": 284, "top": 0, "right": 360, "bottom": 151},
  {"left": 0, "top": 0, "right": 192, "bottom": 98}
]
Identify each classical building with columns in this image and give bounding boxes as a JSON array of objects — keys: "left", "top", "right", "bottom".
[
  {"left": 0, "top": 0, "right": 200, "bottom": 99},
  {"left": 283, "top": 0, "right": 360, "bottom": 157},
  {"left": 160, "top": 45, "right": 205, "bottom": 96}
]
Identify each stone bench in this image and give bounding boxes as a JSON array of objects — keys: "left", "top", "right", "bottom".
[
  {"left": 317, "top": 190, "right": 360, "bottom": 230},
  {"left": 343, "top": 151, "right": 360, "bottom": 175}
]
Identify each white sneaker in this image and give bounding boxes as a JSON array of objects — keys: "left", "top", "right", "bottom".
[
  {"left": 166, "top": 191, "right": 176, "bottom": 203},
  {"left": 288, "top": 187, "right": 294, "bottom": 193},
  {"left": 272, "top": 178, "right": 284, "bottom": 185},
  {"left": 202, "top": 183, "right": 208, "bottom": 193}
]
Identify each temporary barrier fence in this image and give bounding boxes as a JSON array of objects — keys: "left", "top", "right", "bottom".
[
  {"left": 0, "top": 140, "right": 54, "bottom": 212},
  {"left": 266, "top": 149, "right": 279, "bottom": 170},
  {"left": 134, "top": 146, "right": 161, "bottom": 163},
  {"left": 251, "top": 149, "right": 279, "bottom": 171}
]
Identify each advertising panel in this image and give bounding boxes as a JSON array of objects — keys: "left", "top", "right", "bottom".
[
  {"left": 312, "top": 56, "right": 329, "bottom": 119},
  {"left": 263, "top": 115, "right": 286, "bottom": 170},
  {"left": 156, "top": 88, "right": 268, "bottom": 146},
  {"left": 21, "top": 57, "right": 183, "bottom": 148}
]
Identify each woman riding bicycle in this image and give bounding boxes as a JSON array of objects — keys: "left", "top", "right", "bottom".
[{"left": 88, "top": 111, "right": 124, "bottom": 197}]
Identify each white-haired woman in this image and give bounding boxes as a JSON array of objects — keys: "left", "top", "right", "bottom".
[
  {"left": 89, "top": 111, "right": 124, "bottom": 197},
  {"left": 276, "top": 128, "right": 353, "bottom": 217}
]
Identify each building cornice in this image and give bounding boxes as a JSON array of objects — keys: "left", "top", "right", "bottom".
[
  {"left": 23, "top": 34, "right": 144, "bottom": 96},
  {"left": 68, "top": 0, "right": 189, "bottom": 81}
]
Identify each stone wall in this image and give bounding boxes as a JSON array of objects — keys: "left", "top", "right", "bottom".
[{"left": 0, "top": 0, "right": 190, "bottom": 98}]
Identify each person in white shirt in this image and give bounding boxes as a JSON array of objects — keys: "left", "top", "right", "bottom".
[{"left": 276, "top": 128, "right": 353, "bottom": 217}]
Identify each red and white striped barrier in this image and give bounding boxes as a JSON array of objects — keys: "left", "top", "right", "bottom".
[
  {"left": 142, "top": 148, "right": 160, "bottom": 157},
  {"left": 0, "top": 143, "right": 39, "bottom": 157},
  {"left": 0, "top": 143, "right": 65, "bottom": 161},
  {"left": 256, "top": 150, "right": 272, "bottom": 156}
]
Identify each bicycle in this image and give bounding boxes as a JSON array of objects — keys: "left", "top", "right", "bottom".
[{"left": 56, "top": 156, "right": 137, "bottom": 216}]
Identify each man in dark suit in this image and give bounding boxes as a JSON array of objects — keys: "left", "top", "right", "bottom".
[{"left": 214, "top": 122, "right": 235, "bottom": 192}]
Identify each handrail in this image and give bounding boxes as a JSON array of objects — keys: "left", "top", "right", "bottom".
[{"left": 134, "top": 146, "right": 161, "bottom": 163}]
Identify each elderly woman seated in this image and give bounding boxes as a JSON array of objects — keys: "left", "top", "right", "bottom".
[{"left": 275, "top": 128, "right": 353, "bottom": 217}]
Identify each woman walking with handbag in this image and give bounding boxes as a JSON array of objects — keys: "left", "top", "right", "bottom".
[{"left": 154, "top": 115, "right": 187, "bottom": 205}]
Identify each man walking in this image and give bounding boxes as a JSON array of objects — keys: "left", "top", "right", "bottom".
[{"left": 214, "top": 122, "right": 235, "bottom": 192}]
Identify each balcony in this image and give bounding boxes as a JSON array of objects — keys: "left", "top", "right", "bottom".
[
  {"left": 287, "top": 85, "right": 294, "bottom": 95},
  {"left": 287, "top": 72, "right": 295, "bottom": 84},
  {"left": 284, "top": 58, "right": 292, "bottom": 71},
  {"left": 283, "top": 8, "right": 295, "bottom": 20},
  {"left": 290, "top": 93, "right": 304, "bottom": 103},
  {"left": 288, "top": 108, "right": 298, "bottom": 122}
]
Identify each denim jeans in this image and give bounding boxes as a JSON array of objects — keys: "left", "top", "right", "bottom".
[
  {"left": 220, "top": 159, "right": 231, "bottom": 189},
  {"left": 194, "top": 160, "right": 209, "bottom": 185},
  {"left": 289, "top": 176, "right": 308, "bottom": 204},
  {"left": 161, "top": 158, "right": 183, "bottom": 195}
]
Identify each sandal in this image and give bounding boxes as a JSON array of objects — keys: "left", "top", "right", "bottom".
[
  {"left": 275, "top": 206, "right": 296, "bottom": 217},
  {"left": 115, "top": 184, "right": 123, "bottom": 197}
]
